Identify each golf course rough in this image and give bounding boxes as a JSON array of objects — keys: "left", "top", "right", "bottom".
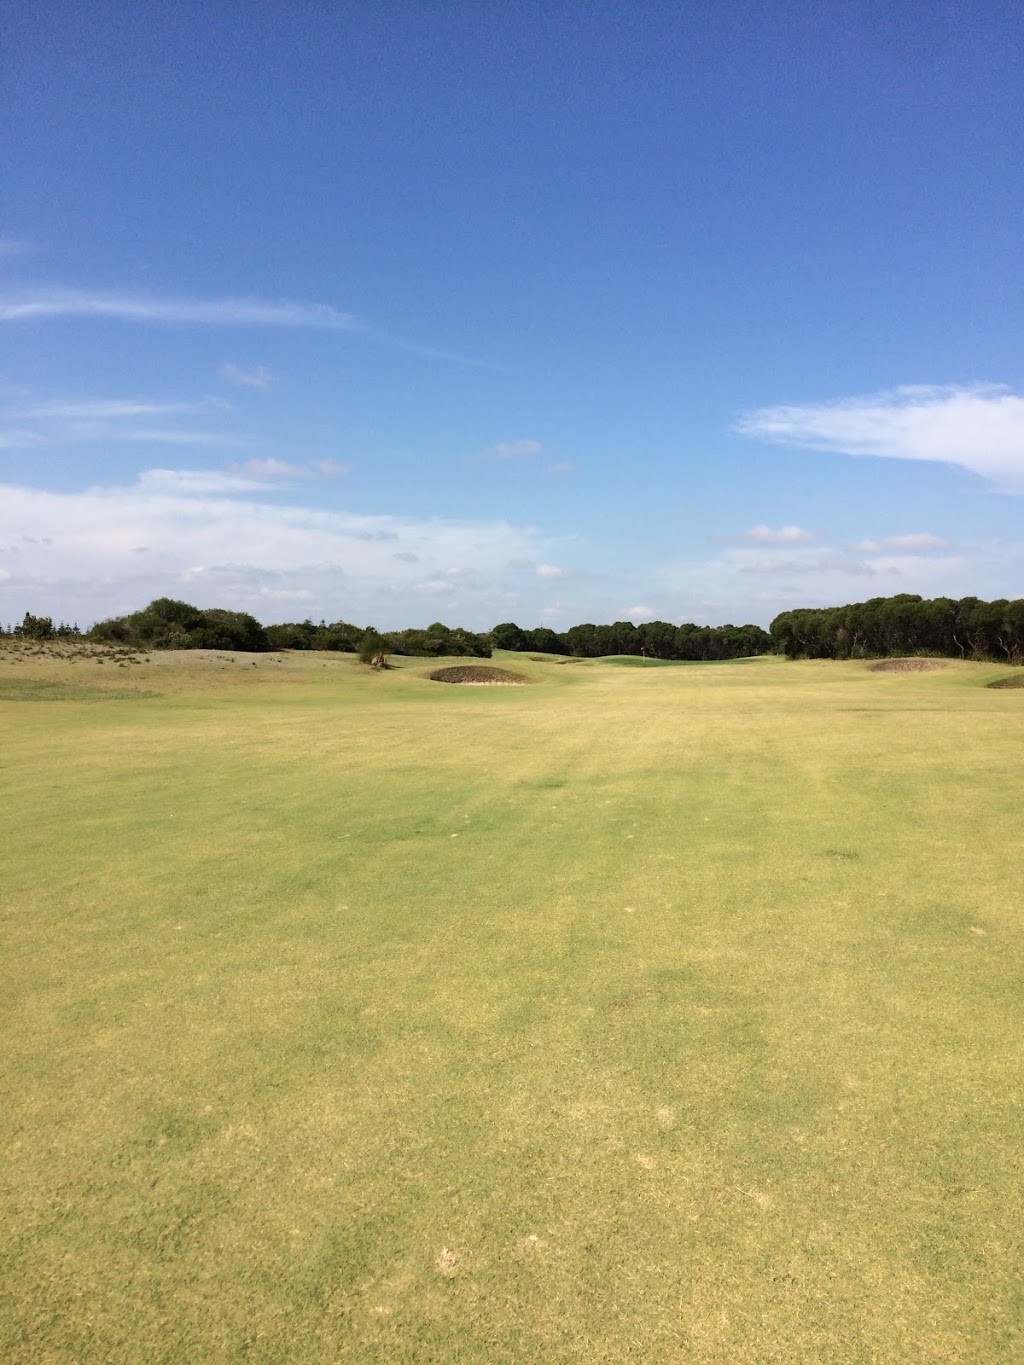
[{"left": 2, "top": 644, "right": 1023, "bottom": 1363}]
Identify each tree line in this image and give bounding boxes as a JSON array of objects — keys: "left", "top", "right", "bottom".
[
  {"left": 1, "top": 598, "right": 771, "bottom": 660},
  {"left": 0, "top": 612, "right": 82, "bottom": 640},
  {"left": 490, "top": 619, "right": 771, "bottom": 659},
  {"left": 770, "top": 594, "right": 1024, "bottom": 662},
  {"left": 13, "top": 592, "right": 1020, "bottom": 663}
]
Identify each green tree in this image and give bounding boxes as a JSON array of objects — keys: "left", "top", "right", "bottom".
[
  {"left": 17, "top": 612, "right": 54, "bottom": 640},
  {"left": 490, "top": 622, "right": 527, "bottom": 651}
]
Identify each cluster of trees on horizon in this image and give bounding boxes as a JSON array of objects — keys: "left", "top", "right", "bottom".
[
  {"left": 489, "top": 619, "right": 771, "bottom": 660},
  {"left": 4, "top": 592, "right": 1022, "bottom": 664},
  {"left": 1, "top": 598, "right": 770, "bottom": 660},
  {"left": 769, "top": 593, "right": 1024, "bottom": 663}
]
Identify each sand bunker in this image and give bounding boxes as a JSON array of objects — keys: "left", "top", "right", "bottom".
[
  {"left": 869, "top": 658, "right": 949, "bottom": 673},
  {"left": 429, "top": 665, "right": 529, "bottom": 685}
]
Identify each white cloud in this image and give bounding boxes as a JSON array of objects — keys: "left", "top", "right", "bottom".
[
  {"left": 0, "top": 472, "right": 560, "bottom": 628},
  {"left": 221, "top": 363, "right": 271, "bottom": 390},
  {"left": 134, "top": 468, "right": 273, "bottom": 495},
  {"left": 256, "top": 587, "right": 313, "bottom": 602},
  {"left": 493, "top": 439, "right": 543, "bottom": 459},
  {"left": 627, "top": 605, "right": 655, "bottom": 619},
  {"left": 880, "top": 532, "right": 949, "bottom": 551},
  {"left": 536, "top": 563, "right": 566, "bottom": 580},
  {"left": 658, "top": 533, "right": 1024, "bottom": 625},
  {"left": 225, "top": 458, "right": 349, "bottom": 480},
  {"left": 0, "top": 288, "right": 360, "bottom": 331},
  {"left": 135, "top": 461, "right": 350, "bottom": 493},
  {"left": 543, "top": 461, "right": 577, "bottom": 475},
  {"left": 853, "top": 532, "right": 949, "bottom": 552},
  {"left": 737, "top": 524, "right": 817, "bottom": 545},
  {"left": 737, "top": 384, "right": 1024, "bottom": 491},
  {"left": 737, "top": 555, "right": 878, "bottom": 577}
]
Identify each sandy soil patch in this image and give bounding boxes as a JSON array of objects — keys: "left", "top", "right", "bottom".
[
  {"left": 868, "top": 658, "right": 949, "bottom": 672},
  {"left": 429, "top": 665, "right": 529, "bottom": 685}
]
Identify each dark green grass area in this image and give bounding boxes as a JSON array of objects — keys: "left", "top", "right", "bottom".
[
  {"left": 986, "top": 673, "right": 1024, "bottom": 688},
  {"left": 2, "top": 655, "right": 1023, "bottom": 1362}
]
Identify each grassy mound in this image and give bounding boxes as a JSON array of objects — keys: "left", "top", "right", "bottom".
[
  {"left": 428, "top": 664, "right": 529, "bottom": 685},
  {"left": 986, "top": 673, "right": 1024, "bottom": 688},
  {"left": 869, "top": 657, "right": 948, "bottom": 672}
]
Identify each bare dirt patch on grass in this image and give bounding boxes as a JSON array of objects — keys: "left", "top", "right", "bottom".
[
  {"left": 428, "top": 665, "right": 529, "bottom": 685},
  {"left": 869, "top": 658, "right": 949, "bottom": 672}
]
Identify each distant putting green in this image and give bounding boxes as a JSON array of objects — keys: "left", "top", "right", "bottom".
[{"left": 2, "top": 645, "right": 1023, "bottom": 1362}]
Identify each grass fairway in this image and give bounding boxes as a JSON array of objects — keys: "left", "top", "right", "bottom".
[{"left": 3, "top": 646, "right": 1023, "bottom": 1362}]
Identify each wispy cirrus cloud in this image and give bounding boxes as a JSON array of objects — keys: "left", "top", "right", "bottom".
[
  {"left": 0, "top": 393, "right": 236, "bottom": 449},
  {"left": 134, "top": 459, "right": 351, "bottom": 490},
  {"left": 220, "top": 363, "right": 272, "bottom": 390},
  {"left": 14, "top": 397, "right": 226, "bottom": 421},
  {"left": 0, "top": 286, "right": 498, "bottom": 369},
  {"left": 737, "top": 384, "right": 1024, "bottom": 491},
  {"left": 491, "top": 438, "right": 543, "bottom": 459},
  {"left": 0, "top": 288, "right": 360, "bottom": 330},
  {"left": 226, "top": 458, "right": 350, "bottom": 481},
  {"left": 736, "top": 554, "right": 878, "bottom": 577},
  {"left": 0, "top": 238, "right": 35, "bottom": 257},
  {"left": 120, "top": 429, "right": 242, "bottom": 447},
  {"left": 135, "top": 468, "right": 273, "bottom": 495},
  {"left": 229, "top": 458, "right": 302, "bottom": 480},
  {"left": 0, "top": 429, "right": 46, "bottom": 448},
  {"left": 853, "top": 532, "right": 949, "bottom": 553}
]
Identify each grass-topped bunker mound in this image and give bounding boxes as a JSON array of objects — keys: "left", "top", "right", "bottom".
[
  {"left": 429, "top": 664, "right": 529, "bottom": 685},
  {"left": 986, "top": 673, "right": 1024, "bottom": 689},
  {"left": 869, "top": 657, "right": 948, "bottom": 672}
]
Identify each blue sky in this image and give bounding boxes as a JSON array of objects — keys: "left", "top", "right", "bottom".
[{"left": 3, "top": 1, "right": 1023, "bottom": 630}]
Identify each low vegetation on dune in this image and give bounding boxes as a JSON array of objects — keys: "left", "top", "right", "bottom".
[{"left": 2, "top": 648, "right": 1023, "bottom": 1362}]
